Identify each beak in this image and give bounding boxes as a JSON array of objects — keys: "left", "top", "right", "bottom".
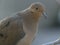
[{"left": 42, "top": 12, "right": 48, "bottom": 19}]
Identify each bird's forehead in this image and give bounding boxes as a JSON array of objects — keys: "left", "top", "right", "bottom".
[
  {"left": 31, "top": 4, "right": 41, "bottom": 7},
  {"left": 33, "top": 4, "right": 41, "bottom": 8},
  {"left": 31, "top": 2, "right": 43, "bottom": 7},
  {"left": 30, "top": 3, "right": 45, "bottom": 9}
]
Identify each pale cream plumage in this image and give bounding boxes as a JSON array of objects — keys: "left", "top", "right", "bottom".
[{"left": 0, "top": 2, "right": 47, "bottom": 45}]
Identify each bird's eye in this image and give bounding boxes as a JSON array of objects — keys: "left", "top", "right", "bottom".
[{"left": 36, "top": 8, "right": 38, "bottom": 10}]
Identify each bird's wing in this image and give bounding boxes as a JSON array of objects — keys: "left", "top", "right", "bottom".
[
  {"left": 0, "top": 17, "right": 11, "bottom": 29},
  {"left": 0, "top": 15, "right": 25, "bottom": 45}
]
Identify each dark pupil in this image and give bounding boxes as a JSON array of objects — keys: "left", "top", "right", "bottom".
[{"left": 36, "top": 8, "right": 38, "bottom": 10}]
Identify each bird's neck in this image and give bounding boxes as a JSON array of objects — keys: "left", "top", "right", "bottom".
[{"left": 23, "top": 10, "right": 40, "bottom": 35}]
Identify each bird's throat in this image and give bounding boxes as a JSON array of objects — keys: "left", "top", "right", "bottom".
[{"left": 31, "top": 12, "right": 40, "bottom": 21}]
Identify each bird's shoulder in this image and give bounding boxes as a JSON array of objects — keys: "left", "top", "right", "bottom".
[{"left": 0, "top": 13, "right": 23, "bottom": 29}]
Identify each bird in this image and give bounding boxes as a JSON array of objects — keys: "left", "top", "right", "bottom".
[{"left": 0, "top": 2, "right": 47, "bottom": 45}]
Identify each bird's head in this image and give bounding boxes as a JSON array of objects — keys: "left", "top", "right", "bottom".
[{"left": 28, "top": 2, "right": 47, "bottom": 20}]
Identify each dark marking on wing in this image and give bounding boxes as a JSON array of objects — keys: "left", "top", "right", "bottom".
[
  {"left": 0, "top": 33, "right": 4, "bottom": 37},
  {"left": 5, "top": 21, "right": 10, "bottom": 27},
  {"left": 20, "top": 32, "right": 25, "bottom": 39},
  {"left": 1, "top": 21, "right": 10, "bottom": 29},
  {"left": 0, "top": 33, "right": 8, "bottom": 39},
  {"left": 16, "top": 20, "right": 26, "bottom": 41}
]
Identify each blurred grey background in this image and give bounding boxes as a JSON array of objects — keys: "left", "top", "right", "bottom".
[
  {"left": 0, "top": 0, "right": 59, "bottom": 27},
  {"left": 0, "top": 0, "right": 60, "bottom": 45}
]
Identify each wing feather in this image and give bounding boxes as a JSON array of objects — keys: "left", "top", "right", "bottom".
[{"left": 0, "top": 15, "right": 25, "bottom": 45}]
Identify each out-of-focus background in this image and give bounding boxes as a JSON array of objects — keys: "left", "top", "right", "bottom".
[{"left": 0, "top": 0, "right": 60, "bottom": 45}]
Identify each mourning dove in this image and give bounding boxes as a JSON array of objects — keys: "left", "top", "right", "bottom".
[{"left": 0, "top": 2, "right": 47, "bottom": 45}]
